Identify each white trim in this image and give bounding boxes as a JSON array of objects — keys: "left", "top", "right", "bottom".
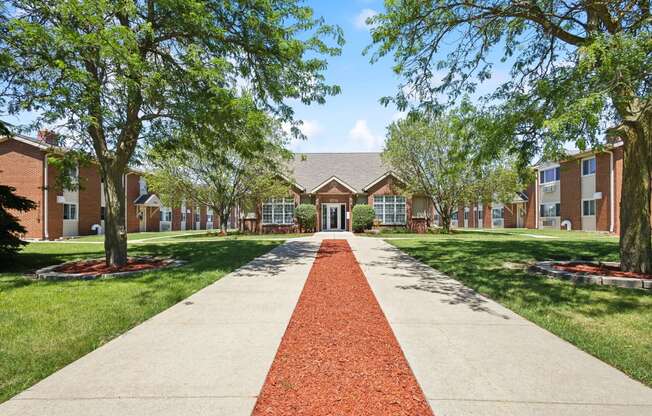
[
  {"left": 361, "top": 171, "right": 404, "bottom": 192},
  {"left": 43, "top": 156, "right": 49, "bottom": 239},
  {"left": 322, "top": 203, "right": 342, "bottom": 231},
  {"left": 134, "top": 194, "right": 161, "bottom": 207},
  {"left": 278, "top": 173, "right": 306, "bottom": 192},
  {"left": 310, "top": 176, "right": 357, "bottom": 194}
]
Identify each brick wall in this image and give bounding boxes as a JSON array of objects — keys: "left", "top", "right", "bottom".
[
  {"left": 78, "top": 164, "right": 102, "bottom": 236},
  {"left": 560, "top": 160, "right": 581, "bottom": 230},
  {"left": 483, "top": 204, "right": 492, "bottom": 228},
  {"left": 125, "top": 174, "right": 140, "bottom": 233},
  {"left": 595, "top": 152, "right": 612, "bottom": 231},
  {"left": 45, "top": 160, "right": 64, "bottom": 239},
  {"left": 0, "top": 139, "right": 45, "bottom": 239},
  {"left": 525, "top": 183, "right": 537, "bottom": 229},
  {"left": 172, "top": 207, "right": 182, "bottom": 231},
  {"left": 146, "top": 206, "right": 160, "bottom": 232},
  {"left": 504, "top": 204, "right": 516, "bottom": 228}
]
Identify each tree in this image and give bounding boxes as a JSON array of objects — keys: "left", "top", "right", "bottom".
[
  {"left": 1, "top": 0, "right": 343, "bottom": 266},
  {"left": 295, "top": 204, "right": 316, "bottom": 233},
  {"left": 369, "top": 1, "right": 652, "bottom": 272},
  {"left": 0, "top": 185, "right": 36, "bottom": 256},
  {"left": 352, "top": 204, "right": 376, "bottom": 233},
  {"left": 383, "top": 111, "right": 523, "bottom": 233},
  {"left": 147, "top": 95, "right": 291, "bottom": 234}
]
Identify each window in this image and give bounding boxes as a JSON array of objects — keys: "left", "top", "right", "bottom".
[
  {"left": 540, "top": 203, "right": 561, "bottom": 218},
  {"left": 100, "top": 206, "right": 105, "bottom": 221},
  {"left": 582, "top": 158, "right": 596, "bottom": 176},
  {"left": 206, "top": 208, "right": 213, "bottom": 223},
  {"left": 451, "top": 211, "right": 458, "bottom": 221},
  {"left": 583, "top": 200, "right": 596, "bottom": 216},
  {"left": 262, "top": 198, "right": 294, "bottom": 225},
  {"left": 139, "top": 178, "right": 147, "bottom": 195},
  {"left": 477, "top": 207, "right": 483, "bottom": 221},
  {"left": 463, "top": 209, "right": 468, "bottom": 220},
  {"left": 373, "top": 195, "right": 406, "bottom": 225},
  {"left": 63, "top": 203, "right": 77, "bottom": 220},
  {"left": 539, "top": 167, "right": 560, "bottom": 184},
  {"left": 160, "top": 207, "right": 172, "bottom": 222},
  {"left": 64, "top": 166, "right": 79, "bottom": 190},
  {"left": 492, "top": 207, "right": 504, "bottom": 219},
  {"left": 194, "top": 208, "right": 200, "bottom": 223}
]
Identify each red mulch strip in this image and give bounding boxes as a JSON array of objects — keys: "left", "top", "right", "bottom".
[
  {"left": 252, "top": 240, "right": 434, "bottom": 416},
  {"left": 55, "top": 258, "right": 168, "bottom": 276},
  {"left": 553, "top": 263, "right": 652, "bottom": 280}
]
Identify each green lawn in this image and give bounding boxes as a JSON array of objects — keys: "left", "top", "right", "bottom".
[
  {"left": 71, "top": 230, "right": 207, "bottom": 242},
  {"left": 384, "top": 230, "right": 652, "bottom": 387},
  {"left": 0, "top": 238, "right": 283, "bottom": 403}
]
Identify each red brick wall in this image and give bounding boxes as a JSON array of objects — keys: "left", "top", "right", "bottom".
[
  {"left": 560, "top": 160, "right": 581, "bottom": 230},
  {"left": 457, "top": 207, "right": 464, "bottom": 227},
  {"left": 613, "top": 147, "right": 623, "bottom": 235},
  {"left": 483, "top": 204, "right": 492, "bottom": 228},
  {"left": 172, "top": 207, "right": 182, "bottom": 231},
  {"left": 200, "top": 206, "right": 207, "bottom": 230},
  {"left": 0, "top": 139, "right": 45, "bottom": 239},
  {"left": 146, "top": 206, "right": 160, "bottom": 232},
  {"left": 595, "top": 152, "right": 612, "bottom": 231},
  {"left": 78, "top": 164, "right": 102, "bottom": 236},
  {"left": 504, "top": 204, "right": 516, "bottom": 228},
  {"left": 46, "top": 160, "right": 64, "bottom": 239},
  {"left": 125, "top": 174, "right": 140, "bottom": 233},
  {"left": 525, "top": 183, "right": 537, "bottom": 229}
]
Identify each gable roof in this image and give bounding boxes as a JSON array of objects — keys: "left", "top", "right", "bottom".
[{"left": 288, "top": 152, "right": 389, "bottom": 194}]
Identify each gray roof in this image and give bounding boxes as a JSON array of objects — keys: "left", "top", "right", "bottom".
[{"left": 287, "top": 152, "right": 390, "bottom": 193}]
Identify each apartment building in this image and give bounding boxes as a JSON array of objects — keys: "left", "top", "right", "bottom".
[{"left": 0, "top": 132, "right": 218, "bottom": 240}]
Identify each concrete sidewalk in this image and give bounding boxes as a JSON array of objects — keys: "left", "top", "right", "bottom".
[
  {"left": 349, "top": 237, "right": 652, "bottom": 416},
  {"left": 0, "top": 240, "right": 319, "bottom": 416}
]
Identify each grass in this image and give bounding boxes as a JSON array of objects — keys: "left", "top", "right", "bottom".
[
  {"left": 0, "top": 238, "right": 283, "bottom": 403},
  {"left": 384, "top": 230, "right": 652, "bottom": 387},
  {"left": 172, "top": 231, "right": 313, "bottom": 240},
  {"left": 70, "top": 230, "right": 206, "bottom": 242}
]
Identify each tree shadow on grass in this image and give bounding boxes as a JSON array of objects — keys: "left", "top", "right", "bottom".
[{"left": 392, "top": 238, "right": 648, "bottom": 319}]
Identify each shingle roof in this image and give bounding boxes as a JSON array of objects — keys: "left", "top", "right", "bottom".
[{"left": 287, "top": 153, "right": 389, "bottom": 193}]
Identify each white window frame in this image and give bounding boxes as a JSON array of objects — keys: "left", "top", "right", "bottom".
[
  {"left": 160, "top": 207, "right": 172, "bottom": 222},
  {"left": 582, "top": 199, "right": 596, "bottom": 217},
  {"left": 540, "top": 202, "right": 561, "bottom": 218},
  {"left": 262, "top": 198, "right": 294, "bottom": 225},
  {"left": 582, "top": 157, "right": 596, "bottom": 177},
  {"left": 373, "top": 195, "right": 406, "bottom": 225},
  {"left": 539, "top": 166, "right": 560, "bottom": 184},
  {"left": 63, "top": 203, "right": 77, "bottom": 220}
]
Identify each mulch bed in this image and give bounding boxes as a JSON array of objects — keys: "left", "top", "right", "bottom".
[
  {"left": 54, "top": 258, "right": 170, "bottom": 277},
  {"left": 553, "top": 263, "right": 652, "bottom": 280},
  {"left": 252, "top": 239, "right": 433, "bottom": 416}
]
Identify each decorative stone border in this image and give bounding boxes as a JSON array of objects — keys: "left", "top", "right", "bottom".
[
  {"left": 33, "top": 256, "right": 186, "bottom": 281},
  {"left": 532, "top": 261, "right": 651, "bottom": 290}
]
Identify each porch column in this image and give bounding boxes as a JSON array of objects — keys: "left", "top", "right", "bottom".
[
  {"left": 348, "top": 195, "right": 353, "bottom": 231},
  {"left": 315, "top": 195, "right": 320, "bottom": 231}
]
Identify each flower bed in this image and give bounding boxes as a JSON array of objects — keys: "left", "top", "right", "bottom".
[
  {"left": 532, "top": 261, "right": 651, "bottom": 290},
  {"left": 34, "top": 256, "right": 184, "bottom": 281}
]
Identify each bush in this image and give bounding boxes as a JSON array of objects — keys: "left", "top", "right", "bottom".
[
  {"left": 352, "top": 204, "right": 375, "bottom": 232},
  {"left": 0, "top": 185, "right": 36, "bottom": 257},
  {"left": 295, "top": 204, "right": 316, "bottom": 232}
]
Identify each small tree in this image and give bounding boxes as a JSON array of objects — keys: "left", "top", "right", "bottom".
[
  {"left": 383, "top": 110, "right": 523, "bottom": 233},
  {"left": 295, "top": 204, "right": 316, "bottom": 233},
  {"left": 352, "top": 205, "right": 375, "bottom": 233},
  {"left": 0, "top": 185, "right": 36, "bottom": 256},
  {"left": 147, "top": 97, "right": 291, "bottom": 233}
]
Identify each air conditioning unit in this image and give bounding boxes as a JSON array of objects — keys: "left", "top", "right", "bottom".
[
  {"left": 542, "top": 219, "right": 556, "bottom": 227},
  {"left": 543, "top": 184, "right": 556, "bottom": 193}
]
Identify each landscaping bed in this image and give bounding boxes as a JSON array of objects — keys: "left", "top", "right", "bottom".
[
  {"left": 34, "top": 257, "right": 184, "bottom": 280},
  {"left": 533, "top": 261, "right": 651, "bottom": 290}
]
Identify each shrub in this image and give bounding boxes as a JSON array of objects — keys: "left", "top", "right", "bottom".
[
  {"left": 295, "top": 203, "right": 316, "bottom": 232},
  {"left": 352, "top": 204, "right": 375, "bottom": 232},
  {"left": 0, "top": 185, "right": 36, "bottom": 257}
]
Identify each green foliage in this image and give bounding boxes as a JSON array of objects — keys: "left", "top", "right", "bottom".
[
  {"left": 383, "top": 107, "right": 524, "bottom": 232},
  {"left": 0, "top": 185, "right": 36, "bottom": 256},
  {"left": 367, "top": 1, "right": 651, "bottom": 165},
  {"left": 352, "top": 204, "right": 375, "bottom": 233},
  {"left": 295, "top": 204, "right": 316, "bottom": 232}
]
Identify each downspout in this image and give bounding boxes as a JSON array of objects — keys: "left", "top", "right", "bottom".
[
  {"left": 43, "top": 155, "right": 49, "bottom": 240},
  {"left": 606, "top": 150, "right": 615, "bottom": 233},
  {"left": 535, "top": 169, "right": 539, "bottom": 229}
]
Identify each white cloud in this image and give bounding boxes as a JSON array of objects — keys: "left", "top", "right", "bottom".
[
  {"left": 348, "top": 119, "right": 384, "bottom": 150},
  {"left": 354, "top": 8, "right": 378, "bottom": 30},
  {"left": 284, "top": 120, "right": 323, "bottom": 151}
]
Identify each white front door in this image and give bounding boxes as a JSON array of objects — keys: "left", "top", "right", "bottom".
[
  {"left": 138, "top": 207, "right": 147, "bottom": 232},
  {"left": 322, "top": 204, "right": 341, "bottom": 231}
]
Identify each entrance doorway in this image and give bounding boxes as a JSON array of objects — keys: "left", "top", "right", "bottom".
[
  {"left": 321, "top": 203, "right": 346, "bottom": 231},
  {"left": 516, "top": 204, "right": 526, "bottom": 228},
  {"left": 138, "top": 207, "right": 147, "bottom": 232}
]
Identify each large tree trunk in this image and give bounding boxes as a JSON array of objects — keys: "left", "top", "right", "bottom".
[
  {"left": 619, "top": 124, "right": 652, "bottom": 273},
  {"left": 220, "top": 210, "right": 230, "bottom": 234},
  {"left": 103, "top": 168, "right": 128, "bottom": 267}
]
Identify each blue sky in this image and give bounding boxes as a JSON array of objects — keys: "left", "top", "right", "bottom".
[{"left": 286, "top": 0, "right": 402, "bottom": 153}]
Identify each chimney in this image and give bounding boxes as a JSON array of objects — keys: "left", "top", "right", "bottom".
[{"left": 37, "top": 129, "right": 59, "bottom": 146}]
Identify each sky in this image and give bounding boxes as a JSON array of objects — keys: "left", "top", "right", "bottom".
[{"left": 5, "top": 0, "right": 512, "bottom": 154}]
